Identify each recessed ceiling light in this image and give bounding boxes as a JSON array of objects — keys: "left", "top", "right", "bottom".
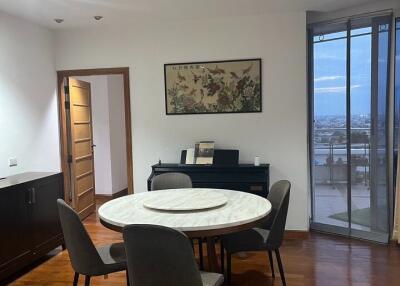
[
  {"left": 94, "top": 16, "right": 103, "bottom": 21},
  {"left": 54, "top": 18, "right": 64, "bottom": 23}
]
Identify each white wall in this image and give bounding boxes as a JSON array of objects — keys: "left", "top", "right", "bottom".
[
  {"left": 74, "top": 75, "right": 127, "bottom": 195},
  {"left": 107, "top": 75, "right": 127, "bottom": 194},
  {"left": 0, "top": 11, "right": 60, "bottom": 177},
  {"left": 55, "top": 12, "right": 309, "bottom": 230},
  {"left": 74, "top": 75, "right": 113, "bottom": 195}
]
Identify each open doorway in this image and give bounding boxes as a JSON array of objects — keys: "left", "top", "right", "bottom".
[{"left": 57, "top": 68, "right": 133, "bottom": 219}]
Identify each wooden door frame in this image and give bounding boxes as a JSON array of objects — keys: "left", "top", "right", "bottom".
[{"left": 57, "top": 67, "right": 134, "bottom": 204}]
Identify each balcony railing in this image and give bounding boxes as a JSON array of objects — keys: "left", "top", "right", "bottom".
[{"left": 313, "top": 127, "right": 370, "bottom": 186}]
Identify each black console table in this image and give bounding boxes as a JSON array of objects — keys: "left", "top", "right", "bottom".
[{"left": 148, "top": 163, "right": 270, "bottom": 197}]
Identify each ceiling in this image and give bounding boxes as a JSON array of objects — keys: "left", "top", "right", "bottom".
[{"left": 0, "top": 0, "right": 378, "bottom": 29}]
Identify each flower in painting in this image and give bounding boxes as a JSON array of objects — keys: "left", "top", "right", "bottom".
[
  {"left": 217, "top": 90, "right": 233, "bottom": 110},
  {"left": 182, "top": 95, "right": 196, "bottom": 110},
  {"left": 236, "top": 76, "right": 250, "bottom": 94},
  {"left": 244, "top": 86, "right": 253, "bottom": 98},
  {"left": 228, "top": 81, "right": 236, "bottom": 92},
  {"left": 204, "top": 74, "right": 222, "bottom": 96}
]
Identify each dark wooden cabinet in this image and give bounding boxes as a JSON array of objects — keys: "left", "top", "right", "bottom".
[
  {"left": 0, "top": 185, "right": 31, "bottom": 276},
  {"left": 0, "top": 172, "right": 64, "bottom": 281},
  {"left": 148, "top": 163, "right": 270, "bottom": 197}
]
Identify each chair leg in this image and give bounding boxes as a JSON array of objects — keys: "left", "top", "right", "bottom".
[
  {"left": 84, "top": 275, "right": 91, "bottom": 286},
  {"left": 268, "top": 250, "right": 275, "bottom": 278},
  {"left": 190, "top": 239, "right": 195, "bottom": 252},
  {"left": 198, "top": 238, "right": 204, "bottom": 270},
  {"left": 73, "top": 272, "right": 79, "bottom": 286},
  {"left": 220, "top": 241, "right": 225, "bottom": 275},
  {"left": 227, "top": 252, "right": 232, "bottom": 285},
  {"left": 275, "top": 249, "right": 286, "bottom": 286},
  {"left": 126, "top": 270, "right": 130, "bottom": 285}
]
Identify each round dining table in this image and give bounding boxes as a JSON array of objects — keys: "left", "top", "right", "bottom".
[{"left": 98, "top": 188, "right": 272, "bottom": 272}]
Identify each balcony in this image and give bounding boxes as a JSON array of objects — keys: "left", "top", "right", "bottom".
[{"left": 312, "top": 127, "right": 385, "bottom": 232}]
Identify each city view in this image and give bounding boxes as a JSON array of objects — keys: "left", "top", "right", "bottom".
[
  {"left": 313, "top": 113, "right": 373, "bottom": 230},
  {"left": 314, "top": 114, "right": 371, "bottom": 167}
]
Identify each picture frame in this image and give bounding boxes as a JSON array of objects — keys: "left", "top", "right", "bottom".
[
  {"left": 164, "top": 58, "right": 262, "bottom": 115},
  {"left": 194, "top": 141, "right": 215, "bottom": 165}
]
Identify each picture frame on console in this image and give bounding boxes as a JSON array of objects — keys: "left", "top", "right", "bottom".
[{"left": 164, "top": 58, "right": 262, "bottom": 115}]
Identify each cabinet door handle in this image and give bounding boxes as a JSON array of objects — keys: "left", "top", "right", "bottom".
[
  {"left": 27, "top": 188, "right": 32, "bottom": 205},
  {"left": 27, "top": 188, "right": 31, "bottom": 204},
  {"left": 32, "top": 187, "right": 36, "bottom": 204}
]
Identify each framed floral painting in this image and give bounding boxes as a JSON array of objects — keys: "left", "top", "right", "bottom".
[{"left": 164, "top": 59, "right": 262, "bottom": 115}]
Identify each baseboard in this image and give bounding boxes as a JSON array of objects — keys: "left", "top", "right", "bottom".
[
  {"left": 284, "top": 230, "right": 310, "bottom": 240},
  {"left": 113, "top": 188, "right": 128, "bottom": 198},
  {"left": 95, "top": 188, "right": 128, "bottom": 200}
]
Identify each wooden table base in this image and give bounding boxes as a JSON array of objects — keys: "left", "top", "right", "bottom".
[{"left": 206, "top": 237, "right": 220, "bottom": 273}]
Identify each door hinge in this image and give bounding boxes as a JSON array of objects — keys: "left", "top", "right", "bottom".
[
  {"left": 68, "top": 155, "right": 73, "bottom": 163},
  {"left": 64, "top": 85, "right": 70, "bottom": 110}
]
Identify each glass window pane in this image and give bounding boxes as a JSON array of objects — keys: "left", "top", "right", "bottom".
[
  {"left": 367, "top": 23, "right": 390, "bottom": 234},
  {"left": 313, "top": 34, "right": 348, "bottom": 227},
  {"left": 394, "top": 19, "right": 400, "bottom": 152},
  {"left": 313, "top": 31, "right": 347, "bottom": 43},
  {"left": 351, "top": 27, "right": 372, "bottom": 36},
  {"left": 350, "top": 31, "right": 372, "bottom": 232}
]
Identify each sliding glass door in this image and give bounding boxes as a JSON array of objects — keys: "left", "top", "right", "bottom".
[
  {"left": 394, "top": 17, "right": 400, "bottom": 225},
  {"left": 395, "top": 18, "right": 400, "bottom": 169},
  {"left": 312, "top": 28, "right": 349, "bottom": 231},
  {"left": 309, "top": 15, "right": 392, "bottom": 242}
]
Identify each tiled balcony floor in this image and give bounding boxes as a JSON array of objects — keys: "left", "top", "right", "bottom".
[{"left": 314, "top": 183, "right": 371, "bottom": 231}]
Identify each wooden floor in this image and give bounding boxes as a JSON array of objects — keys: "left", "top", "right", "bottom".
[{"left": 7, "top": 203, "right": 400, "bottom": 286}]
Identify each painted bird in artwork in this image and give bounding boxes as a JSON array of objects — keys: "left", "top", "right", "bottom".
[
  {"left": 177, "top": 71, "right": 186, "bottom": 82},
  {"left": 192, "top": 71, "right": 201, "bottom": 84},
  {"left": 207, "top": 67, "right": 220, "bottom": 75},
  {"left": 207, "top": 82, "right": 220, "bottom": 95},
  {"left": 242, "top": 63, "right": 253, "bottom": 75},
  {"left": 189, "top": 88, "right": 197, "bottom": 96},
  {"left": 180, "top": 84, "right": 189, "bottom": 91},
  {"left": 230, "top": 72, "right": 239, "bottom": 79},
  {"left": 207, "top": 65, "right": 225, "bottom": 75},
  {"left": 215, "top": 65, "right": 225, "bottom": 74}
]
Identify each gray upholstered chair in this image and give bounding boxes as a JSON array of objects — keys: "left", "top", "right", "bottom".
[
  {"left": 123, "top": 224, "right": 224, "bottom": 286},
  {"left": 151, "top": 172, "right": 192, "bottom": 191},
  {"left": 151, "top": 172, "right": 204, "bottom": 269},
  {"left": 57, "top": 199, "right": 127, "bottom": 286},
  {"left": 221, "top": 180, "right": 291, "bottom": 286}
]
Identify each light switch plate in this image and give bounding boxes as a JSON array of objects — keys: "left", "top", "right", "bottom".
[{"left": 9, "top": 157, "right": 17, "bottom": 167}]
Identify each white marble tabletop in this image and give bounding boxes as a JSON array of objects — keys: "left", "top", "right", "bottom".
[
  {"left": 142, "top": 188, "right": 228, "bottom": 211},
  {"left": 98, "top": 188, "right": 271, "bottom": 233}
]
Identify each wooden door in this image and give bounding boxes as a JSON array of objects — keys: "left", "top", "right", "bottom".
[{"left": 68, "top": 78, "right": 96, "bottom": 219}]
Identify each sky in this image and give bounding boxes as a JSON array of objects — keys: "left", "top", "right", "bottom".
[{"left": 313, "top": 26, "right": 393, "bottom": 117}]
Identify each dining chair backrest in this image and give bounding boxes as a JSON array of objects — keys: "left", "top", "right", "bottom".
[
  {"left": 57, "top": 199, "right": 104, "bottom": 275},
  {"left": 123, "top": 224, "right": 203, "bottom": 286},
  {"left": 264, "top": 180, "right": 291, "bottom": 249},
  {"left": 151, "top": 172, "right": 192, "bottom": 191}
]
